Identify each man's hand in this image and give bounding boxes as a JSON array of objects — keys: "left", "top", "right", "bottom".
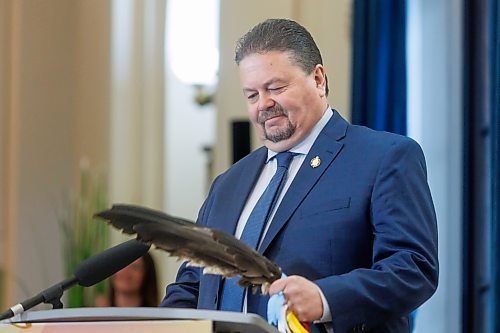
[{"left": 269, "top": 275, "right": 324, "bottom": 322}]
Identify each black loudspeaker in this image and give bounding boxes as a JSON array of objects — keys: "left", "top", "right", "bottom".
[{"left": 231, "top": 120, "right": 251, "bottom": 164}]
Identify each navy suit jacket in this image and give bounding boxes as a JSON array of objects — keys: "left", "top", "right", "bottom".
[{"left": 161, "top": 111, "right": 438, "bottom": 333}]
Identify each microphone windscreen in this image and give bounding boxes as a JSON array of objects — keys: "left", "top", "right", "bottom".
[{"left": 74, "top": 239, "right": 150, "bottom": 287}]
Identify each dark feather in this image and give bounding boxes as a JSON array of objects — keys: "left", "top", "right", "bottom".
[{"left": 95, "top": 204, "right": 282, "bottom": 292}]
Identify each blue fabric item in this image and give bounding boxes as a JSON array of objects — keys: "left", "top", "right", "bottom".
[
  {"left": 267, "top": 273, "right": 288, "bottom": 327},
  {"left": 409, "top": 309, "right": 417, "bottom": 332},
  {"left": 219, "top": 152, "right": 295, "bottom": 312},
  {"left": 267, "top": 292, "right": 285, "bottom": 327},
  {"left": 351, "top": 0, "right": 407, "bottom": 135}
]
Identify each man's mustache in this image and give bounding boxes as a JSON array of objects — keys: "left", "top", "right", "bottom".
[{"left": 257, "top": 106, "right": 288, "bottom": 125}]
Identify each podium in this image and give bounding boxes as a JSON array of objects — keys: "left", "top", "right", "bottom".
[{"left": 0, "top": 308, "right": 279, "bottom": 333}]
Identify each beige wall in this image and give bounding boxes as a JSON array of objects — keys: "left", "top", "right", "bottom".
[
  {"left": 214, "top": 0, "right": 352, "bottom": 175},
  {"left": 0, "top": 0, "right": 112, "bottom": 306},
  {"left": 74, "top": 1, "right": 112, "bottom": 175},
  {"left": 2, "top": 0, "right": 77, "bottom": 304},
  {"left": 0, "top": 0, "right": 10, "bottom": 308}
]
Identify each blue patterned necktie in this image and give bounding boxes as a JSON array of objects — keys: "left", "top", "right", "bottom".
[{"left": 219, "top": 151, "right": 295, "bottom": 312}]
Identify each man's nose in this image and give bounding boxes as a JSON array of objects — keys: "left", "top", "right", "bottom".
[{"left": 258, "top": 93, "right": 275, "bottom": 111}]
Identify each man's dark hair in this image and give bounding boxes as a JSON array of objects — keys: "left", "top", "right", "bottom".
[{"left": 235, "top": 18, "right": 329, "bottom": 95}]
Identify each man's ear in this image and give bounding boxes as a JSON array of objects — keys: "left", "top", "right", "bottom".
[{"left": 313, "top": 64, "right": 327, "bottom": 97}]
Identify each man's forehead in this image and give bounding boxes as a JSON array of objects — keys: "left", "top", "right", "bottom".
[{"left": 238, "top": 50, "right": 294, "bottom": 64}]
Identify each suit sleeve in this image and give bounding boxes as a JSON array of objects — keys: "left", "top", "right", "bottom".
[
  {"left": 159, "top": 176, "right": 221, "bottom": 308},
  {"left": 315, "top": 137, "right": 439, "bottom": 332}
]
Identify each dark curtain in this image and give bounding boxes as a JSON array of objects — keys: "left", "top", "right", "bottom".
[
  {"left": 462, "top": 0, "right": 498, "bottom": 331},
  {"left": 490, "top": 0, "right": 500, "bottom": 331},
  {"left": 351, "top": 0, "right": 407, "bottom": 135},
  {"left": 351, "top": 0, "right": 412, "bottom": 328}
]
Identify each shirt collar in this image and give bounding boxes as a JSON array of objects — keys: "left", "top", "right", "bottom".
[{"left": 266, "top": 107, "right": 333, "bottom": 162}]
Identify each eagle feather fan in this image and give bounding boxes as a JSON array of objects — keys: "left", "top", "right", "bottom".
[{"left": 95, "top": 204, "right": 282, "bottom": 294}]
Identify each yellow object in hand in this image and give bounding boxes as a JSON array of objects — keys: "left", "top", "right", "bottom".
[{"left": 286, "top": 312, "right": 309, "bottom": 333}]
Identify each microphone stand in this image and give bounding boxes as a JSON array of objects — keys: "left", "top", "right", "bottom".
[
  {"left": 0, "top": 277, "right": 78, "bottom": 321},
  {"left": 0, "top": 239, "right": 149, "bottom": 322}
]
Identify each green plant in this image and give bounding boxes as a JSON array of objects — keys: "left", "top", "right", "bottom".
[{"left": 59, "top": 163, "right": 110, "bottom": 307}]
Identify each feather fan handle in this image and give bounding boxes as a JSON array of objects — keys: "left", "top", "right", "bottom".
[{"left": 95, "top": 204, "right": 282, "bottom": 293}]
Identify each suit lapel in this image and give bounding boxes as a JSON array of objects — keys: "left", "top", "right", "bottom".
[
  {"left": 259, "top": 111, "right": 349, "bottom": 254},
  {"left": 212, "top": 147, "right": 268, "bottom": 236},
  {"left": 203, "top": 147, "right": 267, "bottom": 306}
]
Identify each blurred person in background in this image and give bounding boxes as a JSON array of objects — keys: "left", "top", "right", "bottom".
[{"left": 95, "top": 252, "right": 158, "bottom": 307}]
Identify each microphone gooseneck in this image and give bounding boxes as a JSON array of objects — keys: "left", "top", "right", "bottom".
[
  {"left": 0, "top": 239, "right": 150, "bottom": 321},
  {"left": 0, "top": 277, "right": 78, "bottom": 321}
]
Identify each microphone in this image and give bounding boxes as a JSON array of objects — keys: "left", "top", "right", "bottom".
[
  {"left": 0, "top": 239, "right": 150, "bottom": 321},
  {"left": 74, "top": 239, "right": 150, "bottom": 287}
]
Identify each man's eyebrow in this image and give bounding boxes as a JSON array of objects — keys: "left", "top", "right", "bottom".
[
  {"left": 242, "top": 87, "right": 256, "bottom": 94},
  {"left": 242, "top": 78, "right": 287, "bottom": 93},
  {"left": 264, "top": 78, "right": 286, "bottom": 86}
]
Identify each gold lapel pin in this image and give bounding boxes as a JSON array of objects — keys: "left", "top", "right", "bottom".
[{"left": 310, "top": 156, "right": 321, "bottom": 168}]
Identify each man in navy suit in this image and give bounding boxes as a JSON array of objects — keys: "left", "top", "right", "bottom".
[{"left": 161, "top": 18, "right": 438, "bottom": 333}]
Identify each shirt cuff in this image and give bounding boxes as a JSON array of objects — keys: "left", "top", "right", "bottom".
[{"left": 314, "top": 284, "right": 332, "bottom": 323}]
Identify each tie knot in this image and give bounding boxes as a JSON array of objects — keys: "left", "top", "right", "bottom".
[{"left": 275, "top": 151, "right": 295, "bottom": 169}]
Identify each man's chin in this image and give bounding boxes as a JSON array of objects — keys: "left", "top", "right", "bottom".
[
  {"left": 266, "top": 132, "right": 293, "bottom": 143},
  {"left": 264, "top": 126, "right": 294, "bottom": 142},
  {"left": 263, "top": 138, "right": 296, "bottom": 152}
]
